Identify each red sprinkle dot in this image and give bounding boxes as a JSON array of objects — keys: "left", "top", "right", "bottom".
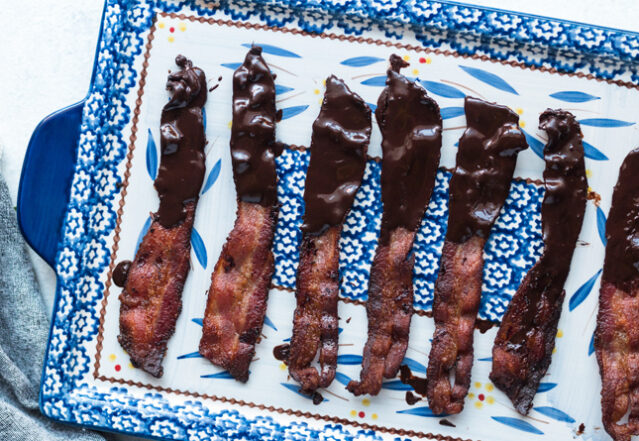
[
  {"left": 478, "top": 394, "right": 485, "bottom": 401},
  {"left": 115, "top": 364, "right": 121, "bottom": 372},
  {"left": 419, "top": 57, "right": 426, "bottom": 63},
  {"left": 358, "top": 411, "right": 365, "bottom": 418},
  {"left": 169, "top": 27, "right": 175, "bottom": 33}
]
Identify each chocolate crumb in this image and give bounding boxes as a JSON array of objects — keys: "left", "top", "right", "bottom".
[{"left": 439, "top": 419, "right": 456, "bottom": 428}]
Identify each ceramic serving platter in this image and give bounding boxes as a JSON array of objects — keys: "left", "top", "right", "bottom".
[{"left": 17, "top": 1, "right": 639, "bottom": 440}]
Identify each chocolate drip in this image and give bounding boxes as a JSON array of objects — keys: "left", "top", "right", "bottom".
[
  {"left": 601, "top": 148, "right": 639, "bottom": 291},
  {"left": 301, "top": 76, "right": 371, "bottom": 234},
  {"left": 230, "top": 46, "right": 278, "bottom": 206},
  {"left": 113, "top": 260, "right": 131, "bottom": 288},
  {"left": 376, "top": 54, "right": 442, "bottom": 244},
  {"left": 155, "top": 55, "right": 207, "bottom": 227},
  {"left": 447, "top": 97, "right": 528, "bottom": 243}
]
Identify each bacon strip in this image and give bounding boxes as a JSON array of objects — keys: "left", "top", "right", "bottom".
[
  {"left": 595, "top": 148, "right": 639, "bottom": 441},
  {"left": 287, "top": 76, "right": 371, "bottom": 394},
  {"left": 347, "top": 55, "right": 442, "bottom": 396},
  {"left": 491, "top": 110, "right": 587, "bottom": 415},
  {"left": 426, "top": 97, "right": 528, "bottom": 414},
  {"left": 118, "top": 56, "right": 207, "bottom": 377},
  {"left": 199, "top": 47, "right": 279, "bottom": 382}
]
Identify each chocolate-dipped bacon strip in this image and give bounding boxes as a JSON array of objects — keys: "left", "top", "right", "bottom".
[
  {"left": 287, "top": 76, "right": 371, "bottom": 394},
  {"left": 426, "top": 97, "right": 528, "bottom": 414},
  {"left": 118, "top": 55, "right": 207, "bottom": 377},
  {"left": 199, "top": 47, "right": 279, "bottom": 382},
  {"left": 491, "top": 110, "right": 587, "bottom": 415},
  {"left": 347, "top": 55, "right": 442, "bottom": 396},
  {"left": 595, "top": 148, "right": 639, "bottom": 441}
]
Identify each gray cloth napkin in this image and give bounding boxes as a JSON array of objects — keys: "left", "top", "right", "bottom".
[{"left": 0, "top": 174, "right": 108, "bottom": 441}]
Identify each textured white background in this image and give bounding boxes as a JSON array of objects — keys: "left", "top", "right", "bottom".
[{"left": 1, "top": 1, "right": 638, "bottom": 440}]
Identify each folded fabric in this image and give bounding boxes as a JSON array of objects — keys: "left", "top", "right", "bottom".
[{"left": 0, "top": 170, "right": 108, "bottom": 441}]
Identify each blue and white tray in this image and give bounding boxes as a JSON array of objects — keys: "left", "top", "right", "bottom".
[{"left": 17, "top": 1, "right": 639, "bottom": 440}]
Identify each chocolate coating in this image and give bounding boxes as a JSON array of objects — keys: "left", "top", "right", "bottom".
[
  {"left": 155, "top": 55, "right": 207, "bottom": 227},
  {"left": 301, "top": 75, "right": 371, "bottom": 234},
  {"left": 376, "top": 54, "right": 442, "bottom": 244},
  {"left": 446, "top": 97, "right": 528, "bottom": 243},
  {"left": 113, "top": 260, "right": 131, "bottom": 288},
  {"left": 230, "top": 46, "right": 278, "bottom": 206},
  {"left": 601, "top": 148, "right": 639, "bottom": 291}
]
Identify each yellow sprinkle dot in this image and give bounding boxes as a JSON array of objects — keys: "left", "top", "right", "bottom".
[
  {"left": 318, "top": 98, "right": 323, "bottom": 105},
  {"left": 587, "top": 186, "right": 593, "bottom": 193},
  {"left": 314, "top": 88, "right": 320, "bottom": 95},
  {"left": 403, "top": 54, "right": 410, "bottom": 61},
  {"left": 412, "top": 68, "right": 419, "bottom": 76},
  {"left": 425, "top": 58, "right": 432, "bottom": 64},
  {"left": 350, "top": 410, "right": 357, "bottom": 417},
  {"left": 553, "top": 347, "right": 557, "bottom": 354},
  {"left": 474, "top": 382, "right": 482, "bottom": 389},
  {"left": 516, "top": 108, "right": 524, "bottom": 115},
  {"left": 557, "top": 329, "right": 564, "bottom": 338},
  {"left": 158, "top": 22, "right": 165, "bottom": 29},
  {"left": 486, "top": 396, "right": 495, "bottom": 405},
  {"left": 520, "top": 121, "right": 526, "bottom": 128},
  {"left": 108, "top": 354, "right": 116, "bottom": 362},
  {"left": 128, "top": 362, "right": 134, "bottom": 369},
  {"left": 168, "top": 36, "right": 175, "bottom": 43},
  {"left": 372, "top": 413, "right": 378, "bottom": 420},
  {"left": 362, "top": 398, "right": 371, "bottom": 407},
  {"left": 227, "top": 121, "right": 232, "bottom": 129},
  {"left": 468, "top": 393, "right": 475, "bottom": 399},
  {"left": 586, "top": 169, "right": 593, "bottom": 178},
  {"left": 474, "top": 401, "right": 483, "bottom": 409},
  {"left": 485, "top": 383, "right": 494, "bottom": 392},
  {"left": 322, "top": 79, "right": 326, "bottom": 86},
  {"left": 279, "top": 363, "right": 287, "bottom": 371},
  {"left": 179, "top": 22, "right": 187, "bottom": 32}
]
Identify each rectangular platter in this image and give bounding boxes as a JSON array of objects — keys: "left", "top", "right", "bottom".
[{"left": 40, "top": 1, "right": 639, "bottom": 440}]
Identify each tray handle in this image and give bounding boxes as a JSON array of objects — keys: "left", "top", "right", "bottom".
[{"left": 17, "top": 100, "right": 85, "bottom": 267}]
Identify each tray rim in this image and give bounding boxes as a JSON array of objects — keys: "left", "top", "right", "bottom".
[{"left": 35, "top": 1, "right": 639, "bottom": 441}]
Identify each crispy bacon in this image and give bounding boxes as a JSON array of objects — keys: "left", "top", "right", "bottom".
[
  {"left": 426, "top": 97, "right": 528, "bottom": 414},
  {"left": 595, "top": 148, "right": 639, "bottom": 441},
  {"left": 347, "top": 55, "right": 442, "bottom": 396},
  {"left": 199, "top": 202, "right": 278, "bottom": 382},
  {"left": 491, "top": 110, "right": 587, "bottom": 415},
  {"left": 199, "top": 47, "right": 279, "bottom": 382},
  {"left": 118, "top": 56, "right": 206, "bottom": 377}
]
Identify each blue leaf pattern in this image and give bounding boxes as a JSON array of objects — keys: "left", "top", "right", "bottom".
[
  {"left": 491, "top": 417, "right": 543, "bottom": 435},
  {"left": 537, "top": 382, "right": 557, "bottom": 393},
  {"left": 201, "top": 371, "right": 235, "bottom": 379},
  {"left": 135, "top": 216, "right": 152, "bottom": 255},
  {"left": 534, "top": 406, "right": 576, "bottom": 423},
  {"left": 191, "top": 228, "right": 207, "bottom": 269},
  {"left": 522, "top": 129, "right": 545, "bottom": 159},
  {"left": 579, "top": 118, "right": 635, "bottom": 128},
  {"left": 281, "top": 105, "right": 309, "bottom": 120},
  {"left": 397, "top": 407, "right": 440, "bottom": 417},
  {"left": 583, "top": 141, "right": 608, "bottom": 161},
  {"left": 478, "top": 357, "right": 493, "bottom": 362},
  {"left": 340, "top": 56, "right": 384, "bottom": 67},
  {"left": 589, "top": 331, "right": 595, "bottom": 356},
  {"left": 459, "top": 65, "right": 518, "bottom": 95},
  {"left": 360, "top": 76, "right": 388, "bottom": 87},
  {"left": 367, "top": 102, "right": 377, "bottom": 112},
  {"left": 549, "top": 91, "right": 600, "bottom": 103},
  {"left": 280, "top": 383, "right": 328, "bottom": 401},
  {"left": 177, "top": 351, "right": 203, "bottom": 360},
  {"left": 419, "top": 80, "right": 465, "bottom": 98},
  {"left": 569, "top": 269, "right": 602, "bottom": 311},
  {"left": 334, "top": 372, "right": 352, "bottom": 386},
  {"left": 597, "top": 206, "right": 607, "bottom": 246},
  {"left": 263, "top": 315, "right": 277, "bottom": 331},
  {"left": 440, "top": 106, "right": 465, "bottom": 120},
  {"left": 381, "top": 380, "right": 413, "bottom": 391},
  {"left": 221, "top": 62, "right": 242, "bottom": 70},
  {"left": 192, "top": 318, "right": 203, "bottom": 326},
  {"left": 401, "top": 357, "right": 427, "bottom": 375},
  {"left": 201, "top": 159, "right": 222, "bottom": 195},
  {"left": 336, "top": 354, "right": 362, "bottom": 365},
  {"left": 275, "top": 84, "right": 294, "bottom": 95},
  {"left": 241, "top": 43, "right": 301, "bottom": 58},
  {"left": 202, "top": 106, "right": 206, "bottom": 132},
  {"left": 146, "top": 129, "right": 158, "bottom": 180}
]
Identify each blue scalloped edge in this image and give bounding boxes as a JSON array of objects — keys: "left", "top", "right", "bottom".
[{"left": 40, "top": 1, "right": 639, "bottom": 440}]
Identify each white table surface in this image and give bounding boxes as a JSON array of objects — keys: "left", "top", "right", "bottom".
[{"left": 1, "top": 1, "right": 638, "bottom": 440}]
